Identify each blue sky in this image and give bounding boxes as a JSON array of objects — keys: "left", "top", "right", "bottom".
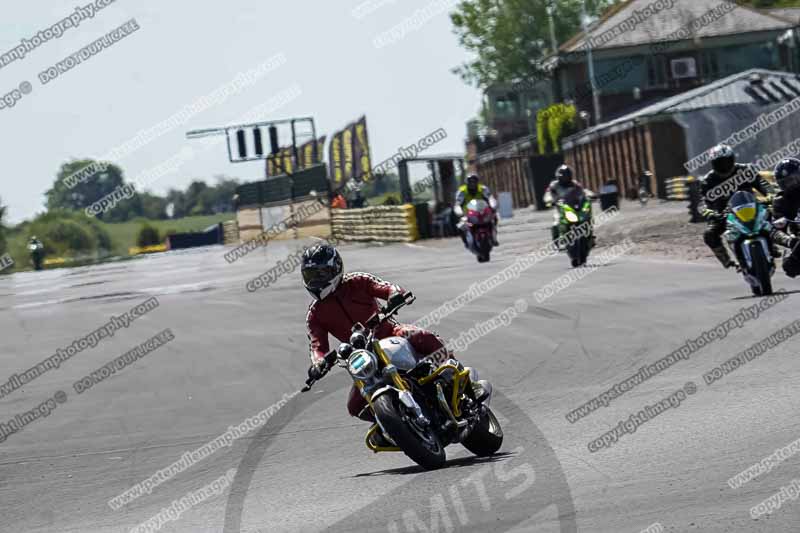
[{"left": 0, "top": 0, "right": 480, "bottom": 223}]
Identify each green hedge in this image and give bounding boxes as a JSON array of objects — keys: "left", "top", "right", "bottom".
[{"left": 537, "top": 103, "right": 577, "bottom": 155}]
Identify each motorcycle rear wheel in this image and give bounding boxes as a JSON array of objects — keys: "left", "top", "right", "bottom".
[{"left": 373, "top": 394, "right": 446, "bottom": 470}]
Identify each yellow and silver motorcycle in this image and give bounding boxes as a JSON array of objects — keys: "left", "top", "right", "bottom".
[{"left": 301, "top": 292, "right": 503, "bottom": 470}]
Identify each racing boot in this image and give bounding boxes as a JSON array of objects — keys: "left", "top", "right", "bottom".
[
  {"left": 711, "top": 245, "right": 739, "bottom": 271},
  {"left": 472, "top": 380, "right": 493, "bottom": 404},
  {"left": 552, "top": 225, "right": 563, "bottom": 251},
  {"left": 466, "top": 367, "right": 493, "bottom": 405},
  {"left": 492, "top": 222, "right": 500, "bottom": 247}
]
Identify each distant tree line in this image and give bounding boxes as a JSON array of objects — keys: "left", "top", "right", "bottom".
[{"left": 45, "top": 159, "right": 240, "bottom": 223}]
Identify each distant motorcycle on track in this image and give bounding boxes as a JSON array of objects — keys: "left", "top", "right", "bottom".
[
  {"left": 556, "top": 188, "right": 595, "bottom": 268},
  {"left": 461, "top": 198, "right": 495, "bottom": 263},
  {"left": 28, "top": 239, "right": 45, "bottom": 271},
  {"left": 301, "top": 292, "right": 503, "bottom": 470}
]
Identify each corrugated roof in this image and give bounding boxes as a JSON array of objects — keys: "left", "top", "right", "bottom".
[
  {"left": 563, "top": 69, "right": 800, "bottom": 146},
  {"left": 766, "top": 8, "right": 800, "bottom": 23},
  {"left": 560, "top": 0, "right": 794, "bottom": 54}
]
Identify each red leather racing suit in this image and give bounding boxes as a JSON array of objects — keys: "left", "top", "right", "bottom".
[{"left": 305, "top": 272, "right": 447, "bottom": 420}]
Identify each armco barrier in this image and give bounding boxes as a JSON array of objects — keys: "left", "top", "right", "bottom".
[
  {"left": 331, "top": 205, "right": 419, "bottom": 242},
  {"left": 668, "top": 171, "right": 775, "bottom": 202}
]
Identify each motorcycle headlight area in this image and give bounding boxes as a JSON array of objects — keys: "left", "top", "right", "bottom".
[
  {"left": 348, "top": 350, "right": 379, "bottom": 380},
  {"left": 732, "top": 203, "right": 757, "bottom": 223},
  {"left": 565, "top": 210, "right": 579, "bottom": 223}
]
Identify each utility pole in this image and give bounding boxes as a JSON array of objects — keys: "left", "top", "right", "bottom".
[
  {"left": 546, "top": 1, "right": 567, "bottom": 104},
  {"left": 581, "top": 0, "right": 603, "bottom": 123}
]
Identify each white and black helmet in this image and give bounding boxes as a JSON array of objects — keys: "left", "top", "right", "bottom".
[
  {"left": 301, "top": 244, "right": 343, "bottom": 300},
  {"left": 709, "top": 144, "right": 736, "bottom": 176}
]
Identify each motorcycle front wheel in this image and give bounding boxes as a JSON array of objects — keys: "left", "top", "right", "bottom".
[
  {"left": 748, "top": 244, "right": 773, "bottom": 296},
  {"left": 461, "top": 406, "right": 503, "bottom": 457},
  {"left": 373, "top": 393, "right": 446, "bottom": 470}
]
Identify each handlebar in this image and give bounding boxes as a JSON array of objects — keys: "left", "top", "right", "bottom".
[{"left": 300, "top": 292, "right": 415, "bottom": 392}]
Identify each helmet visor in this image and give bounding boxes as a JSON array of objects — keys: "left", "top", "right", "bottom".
[
  {"left": 712, "top": 156, "right": 735, "bottom": 175},
  {"left": 302, "top": 265, "right": 338, "bottom": 290}
]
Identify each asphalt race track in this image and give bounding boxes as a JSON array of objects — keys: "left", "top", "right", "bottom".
[{"left": 2, "top": 209, "right": 799, "bottom": 533}]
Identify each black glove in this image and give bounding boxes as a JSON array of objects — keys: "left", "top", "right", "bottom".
[
  {"left": 387, "top": 291, "right": 406, "bottom": 309},
  {"left": 307, "top": 361, "right": 326, "bottom": 381}
]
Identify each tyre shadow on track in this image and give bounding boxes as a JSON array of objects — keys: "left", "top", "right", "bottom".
[
  {"left": 223, "top": 370, "right": 578, "bottom": 533},
  {"left": 730, "top": 289, "right": 800, "bottom": 301},
  {"left": 352, "top": 451, "right": 516, "bottom": 477}
]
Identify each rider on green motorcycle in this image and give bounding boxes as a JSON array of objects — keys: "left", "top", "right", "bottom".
[{"left": 545, "top": 165, "right": 594, "bottom": 249}]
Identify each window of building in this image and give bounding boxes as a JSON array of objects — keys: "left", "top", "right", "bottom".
[
  {"left": 645, "top": 55, "right": 668, "bottom": 88},
  {"left": 700, "top": 50, "right": 719, "bottom": 80}
]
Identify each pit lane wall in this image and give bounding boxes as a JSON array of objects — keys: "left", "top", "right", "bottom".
[{"left": 331, "top": 205, "right": 419, "bottom": 242}]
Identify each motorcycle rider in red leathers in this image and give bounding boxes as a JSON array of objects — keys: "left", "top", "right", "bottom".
[{"left": 301, "top": 244, "right": 492, "bottom": 445}]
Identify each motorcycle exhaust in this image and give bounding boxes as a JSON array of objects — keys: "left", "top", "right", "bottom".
[{"left": 435, "top": 382, "right": 468, "bottom": 440}]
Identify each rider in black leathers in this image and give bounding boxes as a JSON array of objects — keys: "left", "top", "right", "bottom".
[
  {"left": 770, "top": 158, "right": 800, "bottom": 278},
  {"left": 700, "top": 144, "right": 775, "bottom": 269}
]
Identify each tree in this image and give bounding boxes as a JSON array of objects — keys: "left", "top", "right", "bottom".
[
  {"left": 450, "top": 0, "right": 620, "bottom": 89},
  {"left": 136, "top": 224, "right": 161, "bottom": 247},
  {"left": 46, "top": 160, "right": 127, "bottom": 219}
]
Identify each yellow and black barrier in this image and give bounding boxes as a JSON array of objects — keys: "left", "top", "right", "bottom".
[
  {"left": 666, "top": 176, "right": 690, "bottom": 201},
  {"left": 331, "top": 205, "right": 419, "bottom": 243},
  {"left": 129, "top": 244, "right": 168, "bottom": 256}
]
